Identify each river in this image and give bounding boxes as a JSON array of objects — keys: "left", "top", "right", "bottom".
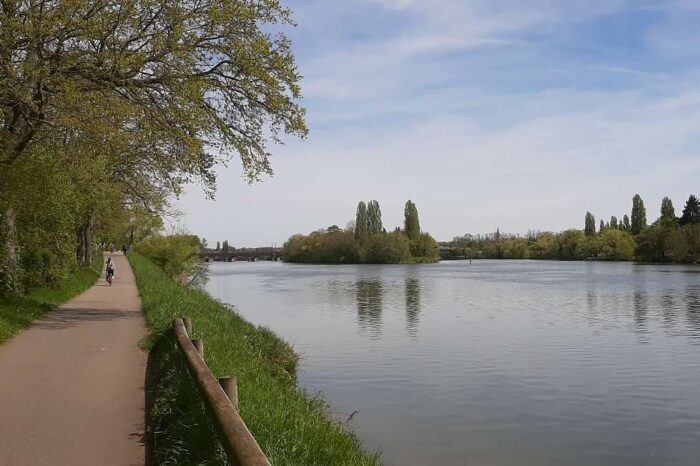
[{"left": 205, "top": 260, "right": 700, "bottom": 465}]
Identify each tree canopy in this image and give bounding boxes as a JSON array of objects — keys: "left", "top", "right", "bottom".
[{"left": 0, "top": 0, "right": 307, "bottom": 296}]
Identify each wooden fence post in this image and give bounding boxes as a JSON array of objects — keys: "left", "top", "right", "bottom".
[
  {"left": 192, "top": 339, "right": 203, "bottom": 358},
  {"left": 219, "top": 376, "right": 238, "bottom": 410}
]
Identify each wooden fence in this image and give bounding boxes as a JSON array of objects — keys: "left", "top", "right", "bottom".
[{"left": 172, "top": 318, "right": 271, "bottom": 466}]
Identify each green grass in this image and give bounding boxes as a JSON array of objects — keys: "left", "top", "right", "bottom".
[
  {"left": 0, "top": 260, "right": 102, "bottom": 344},
  {"left": 129, "top": 252, "right": 381, "bottom": 466}
]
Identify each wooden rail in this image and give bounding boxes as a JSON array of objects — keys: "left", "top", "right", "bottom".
[{"left": 172, "top": 318, "right": 271, "bottom": 466}]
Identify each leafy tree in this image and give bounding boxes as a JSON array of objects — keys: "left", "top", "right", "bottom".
[
  {"left": 584, "top": 212, "right": 596, "bottom": 237},
  {"left": 0, "top": 0, "right": 307, "bottom": 296},
  {"left": 610, "top": 216, "right": 618, "bottom": 229},
  {"left": 404, "top": 200, "right": 421, "bottom": 240},
  {"left": 623, "top": 214, "right": 631, "bottom": 231},
  {"left": 599, "top": 219, "right": 605, "bottom": 234},
  {"left": 354, "top": 202, "right": 368, "bottom": 245},
  {"left": 596, "top": 230, "right": 635, "bottom": 261},
  {"left": 631, "top": 194, "right": 647, "bottom": 234},
  {"left": 222, "top": 240, "right": 230, "bottom": 253},
  {"left": 679, "top": 194, "right": 700, "bottom": 226},
  {"left": 559, "top": 229, "right": 586, "bottom": 260},
  {"left": 366, "top": 201, "right": 383, "bottom": 235},
  {"left": 216, "top": 241, "right": 221, "bottom": 251},
  {"left": 363, "top": 232, "right": 411, "bottom": 264},
  {"left": 660, "top": 196, "right": 678, "bottom": 227}
]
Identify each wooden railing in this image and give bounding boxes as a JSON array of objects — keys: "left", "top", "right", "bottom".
[{"left": 172, "top": 318, "right": 271, "bottom": 466}]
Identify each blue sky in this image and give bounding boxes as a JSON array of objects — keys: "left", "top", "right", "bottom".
[{"left": 178, "top": 0, "right": 700, "bottom": 247}]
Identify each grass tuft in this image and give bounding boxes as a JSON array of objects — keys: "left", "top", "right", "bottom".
[{"left": 130, "top": 252, "right": 381, "bottom": 466}]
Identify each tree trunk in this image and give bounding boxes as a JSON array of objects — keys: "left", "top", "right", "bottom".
[
  {"left": 0, "top": 207, "right": 20, "bottom": 295},
  {"left": 75, "top": 214, "right": 95, "bottom": 267}
]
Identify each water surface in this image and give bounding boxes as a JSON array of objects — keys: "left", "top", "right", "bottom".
[{"left": 206, "top": 260, "right": 700, "bottom": 465}]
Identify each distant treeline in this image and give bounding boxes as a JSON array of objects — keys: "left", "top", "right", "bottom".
[
  {"left": 443, "top": 194, "right": 700, "bottom": 263},
  {"left": 284, "top": 200, "right": 440, "bottom": 264}
]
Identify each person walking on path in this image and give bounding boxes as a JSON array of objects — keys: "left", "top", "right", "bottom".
[
  {"left": 121, "top": 243, "right": 129, "bottom": 255},
  {"left": 0, "top": 252, "right": 146, "bottom": 465}
]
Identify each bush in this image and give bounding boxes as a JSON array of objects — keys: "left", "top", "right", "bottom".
[
  {"left": 136, "top": 234, "right": 202, "bottom": 284},
  {"left": 363, "top": 231, "right": 411, "bottom": 264}
]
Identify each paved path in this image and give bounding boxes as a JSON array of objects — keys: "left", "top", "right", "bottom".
[{"left": 0, "top": 253, "right": 147, "bottom": 466}]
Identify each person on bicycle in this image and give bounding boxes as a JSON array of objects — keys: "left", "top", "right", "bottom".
[{"left": 105, "top": 258, "right": 115, "bottom": 286}]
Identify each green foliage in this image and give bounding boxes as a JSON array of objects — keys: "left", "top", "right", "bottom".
[
  {"left": 679, "top": 194, "right": 700, "bottom": 226},
  {"left": 129, "top": 253, "right": 379, "bottom": 465},
  {"left": 631, "top": 194, "right": 647, "bottom": 234},
  {"left": 408, "top": 232, "right": 440, "bottom": 261},
  {"left": 0, "top": 260, "right": 100, "bottom": 344},
  {"left": 285, "top": 231, "right": 359, "bottom": 264},
  {"left": 448, "top": 228, "right": 636, "bottom": 262},
  {"left": 286, "top": 200, "right": 438, "bottom": 264},
  {"left": 660, "top": 196, "right": 678, "bottom": 227},
  {"left": 596, "top": 229, "right": 635, "bottom": 261},
  {"left": 354, "top": 202, "right": 368, "bottom": 246},
  {"left": 403, "top": 200, "right": 421, "bottom": 241},
  {"left": 584, "top": 212, "right": 596, "bottom": 237},
  {"left": 366, "top": 200, "right": 383, "bottom": 235},
  {"left": 136, "top": 235, "right": 203, "bottom": 285},
  {"left": 363, "top": 232, "right": 411, "bottom": 264},
  {"left": 623, "top": 214, "right": 631, "bottom": 231}
]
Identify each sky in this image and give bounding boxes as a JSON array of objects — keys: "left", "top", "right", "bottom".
[{"left": 177, "top": 0, "right": 700, "bottom": 247}]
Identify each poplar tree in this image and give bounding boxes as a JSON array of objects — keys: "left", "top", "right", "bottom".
[
  {"left": 355, "top": 202, "right": 369, "bottom": 245},
  {"left": 584, "top": 212, "right": 596, "bottom": 236},
  {"left": 404, "top": 200, "right": 421, "bottom": 240},
  {"left": 660, "top": 196, "right": 678, "bottom": 227},
  {"left": 599, "top": 219, "right": 605, "bottom": 233},
  {"left": 631, "top": 194, "right": 647, "bottom": 234},
  {"left": 679, "top": 194, "right": 700, "bottom": 226},
  {"left": 216, "top": 241, "right": 221, "bottom": 251},
  {"left": 623, "top": 214, "right": 631, "bottom": 231},
  {"left": 610, "top": 216, "right": 618, "bottom": 229},
  {"left": 366, "top": 200, "right": 383, "bottom": 235}
]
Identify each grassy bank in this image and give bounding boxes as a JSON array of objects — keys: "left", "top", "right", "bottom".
[
  {"left": 0, "top": 260, "right": 102, "bottom": 344},
  {"left": 129, "top": 252, "right": 380, "bottom": 466}
]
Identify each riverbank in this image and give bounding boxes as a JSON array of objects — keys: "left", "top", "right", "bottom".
[
  {"left": 129, "top": 252, "right": 380, "bottom": 465},
  {"left": 0, "top": 260, "right": 101, "bottom": 344}
]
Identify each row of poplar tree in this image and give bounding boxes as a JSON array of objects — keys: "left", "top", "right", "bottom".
[
  {"left": 0, "top": 2, "right": 307, "bottom": 296},
  {"left": 284, "top": 200, "right": 439, "bottom": 264},
  {"left": 445, "top": 193, "right": 700, "bottom": 262},
  {"left": 584, "top": 194, "right": 700, "bottom": 237}
]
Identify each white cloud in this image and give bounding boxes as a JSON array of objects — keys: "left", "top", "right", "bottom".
[{"left": 178, "top": 0, "right": 700, "bottom": 245}]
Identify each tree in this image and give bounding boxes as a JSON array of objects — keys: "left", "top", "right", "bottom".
[
  {"left": 584, "top": 212, "right": 596, "bottom": 237},
  {"left": 222, "top": 240, "right": 230, "bottom": 253},
  {"left": 679, "top": 194, "right": 700, "bottom": 226},
  {"left": 599, "top": 219, "right": 605, "bottom": 234},
  {"left": 631, "top": 194, "right": 647, "bottom": 235},
  {"left": 0, "top": 0, "right": 307, "bottom": 296},
  {"left": 404, "top": 200, "right": 421, "bottom": 241},
  {"left": 355, "top": 202, "right": 368, "bottom": 245},
  {"left": 366, "top": 201, "right": 383, "bottom": 235},
  {"left": 623, "top": 214, "right": 631, "bottom": 231},
  {"left": 216, "top": 241, "right": 221, "bottom": 251},
  {"left": 610, "top": 216, "right": 618, "bottom": 229},
  {"left": 0, "top": 1, "right": 307, "bottom": 176},
  {"left": 660, "top": 196, "right": 678, "bottom": 227}
]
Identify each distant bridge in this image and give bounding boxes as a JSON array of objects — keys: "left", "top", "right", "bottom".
[{"left": 200, "top": 247, "right": 284, "bottom": 262}]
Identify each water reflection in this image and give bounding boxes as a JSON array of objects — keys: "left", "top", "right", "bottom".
[
  {"left": 633, "top": 290, "right": 647, "bottom": 331},
  {"left": 405, "top": 278, "right": 421, "bottom": 336},
  {"left": 356, "top": 279, "right": 383, "bottom": 338},
  {"left": 685, "top": 285, "right": 700, "bottom": 336}
]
